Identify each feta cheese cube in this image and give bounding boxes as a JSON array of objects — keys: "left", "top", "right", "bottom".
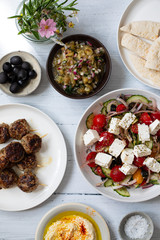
[
  {"left": 83, "top": 129, "right": 100, "bottom": 146},
  {"left": 121, "top": 148, "right": 134, "bottom": 164},
  {"left": 108, "top": 118, "right": 121, "bottom": 135},
  {"left": 143, "top": 157, "right": 160, "bottom": 173},
  {"left": 119, "top": 113, "right": 136, "bottom": 130},
  {"left": 109, "top": 139, "right": 126, "bottom": 157},
  {"left": 95, "top": 152, "right": 112, "bottom": 168},
  {"left": 138, "top": 123, "right": 150, "bottom": 143},
  {"left": 119, "top": 164, "right": 138, "bottom": 175},
  {"left": 134, "top": 144, "right": 151, "bottom": 157},
  {"left": 149, "top": 119, "right": 160, "bottom": 135}
]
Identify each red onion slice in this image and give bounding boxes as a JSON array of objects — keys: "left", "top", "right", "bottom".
[
  {"left": 120, "top": 179, "right": 137, "bottom": 186},
  {"left": 142, "top": 184, "right": 154, "bottom": 189},
  {"left": 116, "top": 97, "right": 128, "bottom": 108}
]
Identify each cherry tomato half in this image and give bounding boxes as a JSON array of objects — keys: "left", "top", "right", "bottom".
[
  {"left": 110, "top": 165, "right": 125, "bottom": 182},
  {"left": 131, "top": 124, "right": 138, "bottom": 134},
  {"left": 92, "top": 114, "right": 106, "bottom": 128},
  {"left": 133, "top": 157, "right": 145, "bottom": 168},
  {"left": 151, "top": 112, "right": 160, "bottom": 121},
  {"left": 95, "top": 166, "right": 106, "bottom": 178},
  {"left": 139, "top": 113, "right": 152, "bottom": 125},
  {"left": 100, "top": 131, "right": 115, "bottom": 146},
  {"left": 116, "top": 104, "right": 126, "bottom": 112},
  {"left": 91, "top": 125, "right": 103, "bottom": 135},
  {"left": 86, "top": 152, "right": 97, "bottom": 167}
]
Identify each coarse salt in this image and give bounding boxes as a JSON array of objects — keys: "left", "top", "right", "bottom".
[{"left": 124, "top": 215, "right": 149, "bottom": 239}]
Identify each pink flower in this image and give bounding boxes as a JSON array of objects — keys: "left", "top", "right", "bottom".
[{"left": 38, "top": 19, "right": 57, "bottom": 39}]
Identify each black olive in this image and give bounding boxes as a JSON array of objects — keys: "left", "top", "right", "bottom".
[
  {"left": 8, "top": 72, "right": 17, "bottom": 83},
  {"left": 110, "top": 160, "right": 117, "bottom": 169},
  {"left": 111, "top": 104, "right": 117, "bottom": 111},
  {"left": 141, "top": 169, "right": 148, "bottom": 178},
  {"left": 22, "top": 61, "right": 31, "bottom": 71},
  {"left": 13, "top": 66, "right": 21, "bottom": 75},
  {"left": 28, "top": 69, "right": 37, "bottom": 79},
  {"left": 10, "top": 56, "right": 22, "bottom": 65},
  {"left": 0, "top": 72, "right": 9, "bottom": 84},
  {"left": 17, "top": 69, "right": 28, "bottom": 81},
  {"left": 10, "top": 82, "right": 21, "bottom": 93},
  {"left": 3, "top": 62, "right": 12, "bottom": 72},
  {"left": 18, "top": 79, "right": 29, "bottom": 88},
  {"left": 101, "top": 177, "right": 107, "bottom": 181}
]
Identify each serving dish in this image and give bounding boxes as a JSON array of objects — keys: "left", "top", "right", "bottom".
[
  {"left": 118, "top": 0, "right": 160, "bottom": 90},
  {"left": 46, "top": 34, "right": 111, "bottom": 99},
  {"left": 35, "top": 202, "right": 110, "bottom": 240},
  {"left": 0, "top": 51, "right": 41, "bottom": 96},
  {"left": 0, "top": 103, "right": 67, "bottom": 211},
  {"left": 119, "top": 212, "right": 154, "bottom": 240},
  {"left": 74, "top": 88, "right": 160, "bottom": 202}
]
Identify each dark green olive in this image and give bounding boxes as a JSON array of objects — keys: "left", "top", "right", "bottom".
[
  {"left": 29, "top": 69, "right": 37, "bottom": 79},
  {"left": 10, "top": 56, "right": 22, "bottom": 65},
  {"left": 0, "top": 72, "right": 9, "bottom": 84},
  {"left": 17, "top": 69, "right": 28, "bottom": 80},
  {"left": 22, "top": 61, "right": 31, "bottom": 71},
  {"left": 10, "top": 82, "right": 21, "bottom": 93},
  {"left": 3, "top": 62, "right": 12, "bottom": 72}
]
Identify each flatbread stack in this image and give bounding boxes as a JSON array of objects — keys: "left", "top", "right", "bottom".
[{"left": 120, "top": 21, "right": 160, "bottom": 86}]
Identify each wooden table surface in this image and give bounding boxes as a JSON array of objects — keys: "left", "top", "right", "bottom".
[{"left": 0, "top": 0, "right": 160, "bottom": 239}]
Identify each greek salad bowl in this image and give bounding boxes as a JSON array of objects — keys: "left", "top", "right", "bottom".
[{"left": 74, "top": 88, "right": 160, "bottom": 202}]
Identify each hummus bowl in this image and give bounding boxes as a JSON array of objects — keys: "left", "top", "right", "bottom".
[
  {"left": 74, "top": 88, "right": 160, "bottom": 202},
  {"left": 35, "top": 203, "right": 110, "bottom": 240}
]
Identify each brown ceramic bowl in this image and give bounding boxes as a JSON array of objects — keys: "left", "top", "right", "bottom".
[{"left": 46, "top": 34, "right": 112, "bottom": 99}]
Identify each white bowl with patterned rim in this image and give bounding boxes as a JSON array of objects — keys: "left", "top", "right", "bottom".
[{"left": 74, "top": 88, "right": 160, "bottom": 202}]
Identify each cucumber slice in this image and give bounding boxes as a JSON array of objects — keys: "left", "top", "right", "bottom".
[
  {"left": 126, "top": 95, "right": 149, "bottom": 105},
  {"left": 86, "top": 113, "right": 94, "bottom": 129},
  {"left": 104, "top": 179, "right": 113, "bottom": 187},
  {"left": 145, "top": 139, "right": 153, "bottom": 149},
  {"left": 101, "top": 167, "right": 111, "bottom": 178},
  {"left": 103, "top": 99, "right": 119, "bottom": 113},
  {"left": 90, "top": 167, "right": 98, "bottom": 176},
  {"left": 101, "top": 106, "right": 107, "bottom": 115},
  {"left": 149, "top": 179, "right": 160, "bottom": 185},
  {"left": 114, "top": 187, "right": 130, "bottom": 197}
]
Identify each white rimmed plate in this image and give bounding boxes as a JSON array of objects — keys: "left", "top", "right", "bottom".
[
  {"left": 35, "top": 203, "right": 110, "bottom": 240},
  {"left": 0, "top": 104, "right": 67, "bottom": 211},
  {"left": 118, "top": 0, "right": 160, "bottom": 90},
  {"left": 0, "top": 51, "right": 41, "bottom": 96},
  {"left": 75, "top": 88, "right": 160, "bottom": 202}
]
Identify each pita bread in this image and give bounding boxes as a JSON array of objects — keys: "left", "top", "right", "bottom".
[
  {"left": 145, "top": 37, "right": 160, "bottom": 71},
  {"left": 120, "top": 21, "right": 160, "bottom": 41},
  {"left": 130, "top": 54, "right": 160, "bottom": 86},
  {"left": 121, "top": 33, "right": 150, "bottom": 59}
]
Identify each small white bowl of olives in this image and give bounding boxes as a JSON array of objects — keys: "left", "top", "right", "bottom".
[{"left": 0, "top": 51, "right": 41, "bottom": 96}]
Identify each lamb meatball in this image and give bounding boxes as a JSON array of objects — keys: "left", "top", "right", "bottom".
[
  {"left": 0, "top": 168, "right": 18, "bottom": 189},
  {"left": 21, "top": 133, "right": 42, "bottom": 154},
  {"left": 4, "top": 142, "right": 25, "bottom": 163},
  {"left": 0, "top": 148, "right": 9, "bottom": 170},
  {"left": 17, "top": 154, "right": 37, "bottom": 171},
  {"left": 9, "top": 119, "right": 30, "bottom": 140},
  {"left": 17, "top": 171, "right": 38, "bottom": 192},
  {"left": 0, "top": 123, "right": 10, "bottom": 144}
]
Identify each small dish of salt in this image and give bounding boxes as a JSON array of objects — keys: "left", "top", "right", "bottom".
[{"left": 119, "top": 212, "right": 154, "bottom": 240}]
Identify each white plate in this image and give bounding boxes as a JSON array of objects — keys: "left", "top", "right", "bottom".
[
  {"left": 118, "top": 0, "right": 160, "bottom": 90},
  {"left": 0, "top": 104, "right": 67, "bottom": 211},
  {"left": 75, "top": 88, "right": 160, "bottom": 202},
  {"left": 0, "top": 51, "right": 41, "bottom": 96},
  {"left": 35, "top": 203, "right": 110, "bottom": 240}
]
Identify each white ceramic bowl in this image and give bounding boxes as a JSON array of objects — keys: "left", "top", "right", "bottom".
[
  {"left": 74, "top": 88, "right": 160, "bottom": 202},
  {"left": 0, "top": 51, "right": 41, "bottom": 96},
  {"left": 35, "top": 203, "right": 110, "bottom": 240}
]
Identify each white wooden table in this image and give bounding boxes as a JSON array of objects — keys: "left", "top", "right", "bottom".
[{"left": 0, "top": 0, "right": 160, "bottom": 239}]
